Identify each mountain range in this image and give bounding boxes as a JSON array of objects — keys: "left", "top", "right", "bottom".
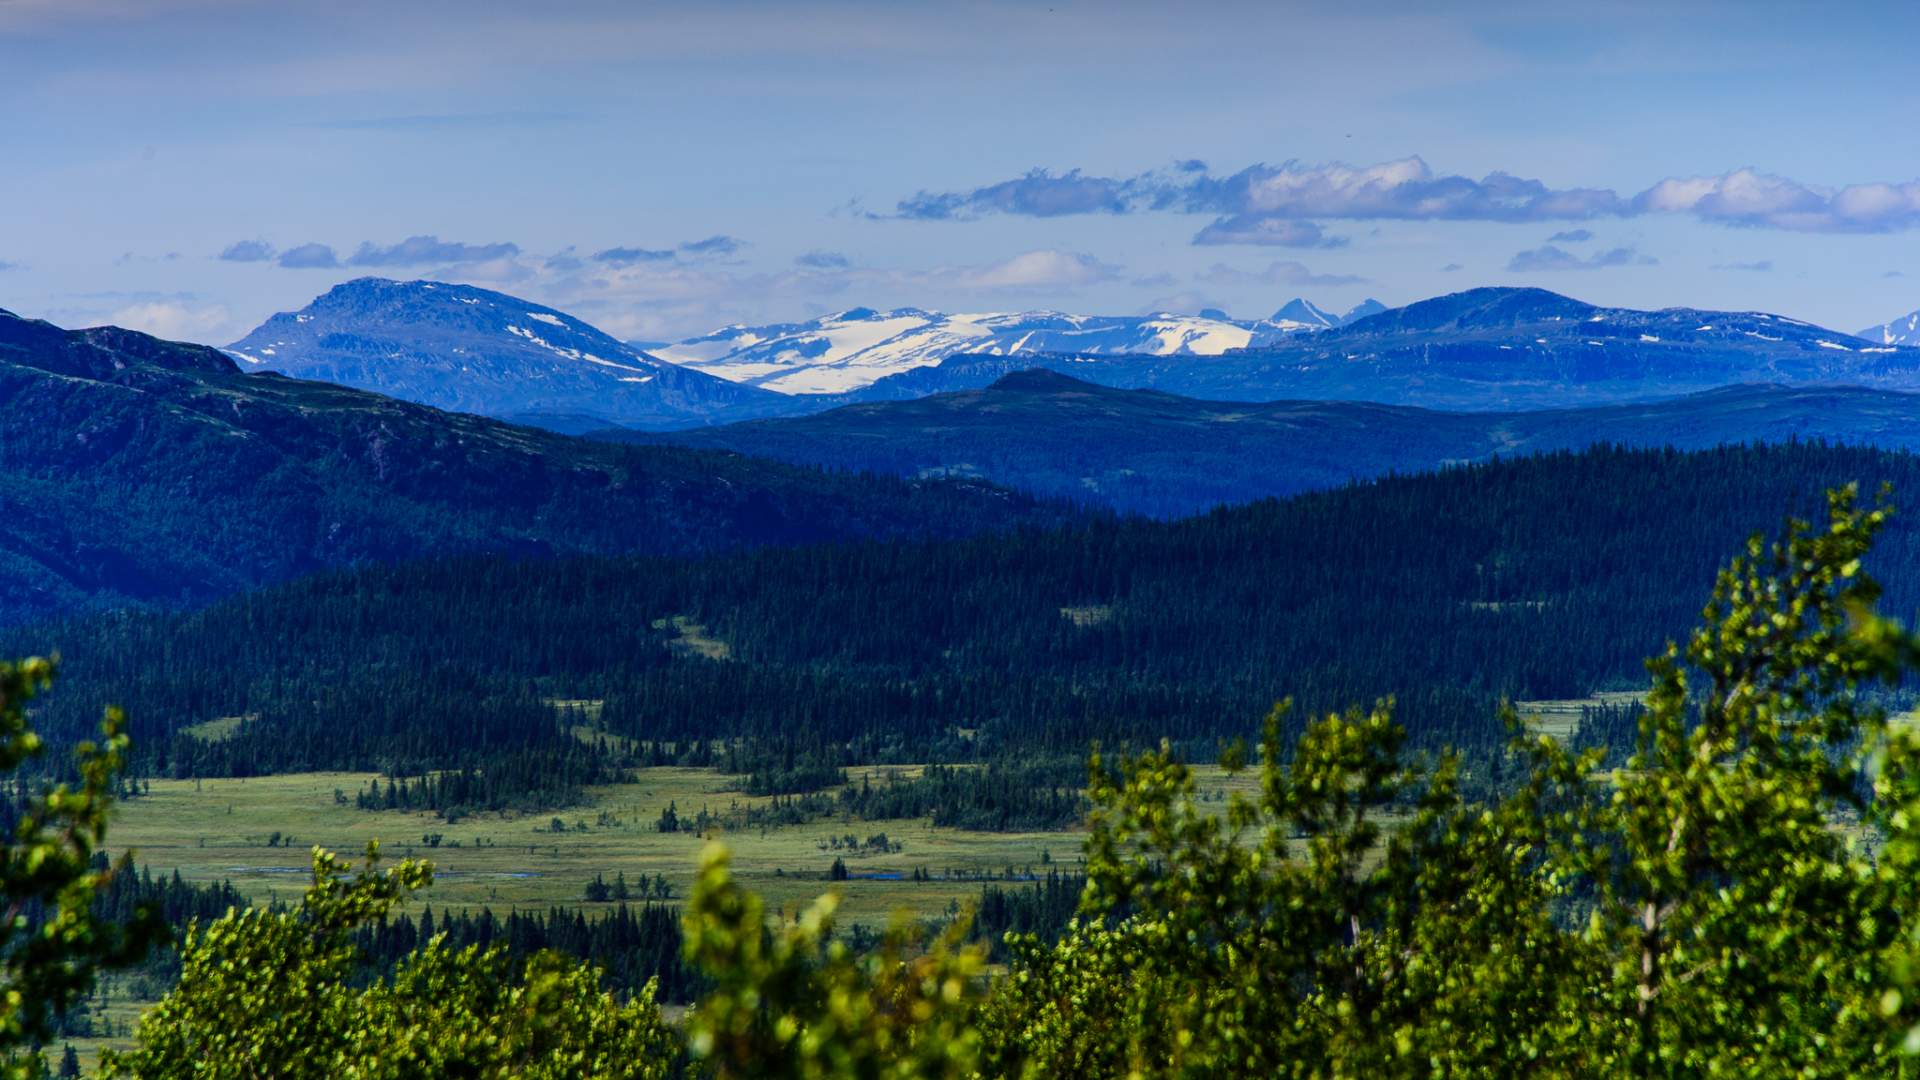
[
  {"left": 222, "top": 282, "right": 1920, "bottom": 430},
  {"left": 226, "top": 278, "right": 791, "bottom": 432},
  {"left": 846, "top": 287, "right": 1920, "bottom": 411},
  {"left": 0, "top": 306, "right": 1069, "bottom": 626},
  {"left": 615, "top": 370, "right": 1920, "bottom": 517},
  {"left": 647, "top": 298, "right": 1386, "bottom": 394}
]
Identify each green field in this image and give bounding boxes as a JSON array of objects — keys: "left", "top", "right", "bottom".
[
  {"left": 72, "top": 763, "right": 1109, "bottom": 1069},
  {"left": 102, "top": 767, "right": 1100, "bottom": 925},
  {"left": 1516, "top": 691, "right": 1643, "bottom": 740}
]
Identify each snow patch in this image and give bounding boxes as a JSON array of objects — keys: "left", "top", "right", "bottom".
[{"left": 505, "top": 325, "right": 653, "bottom": 373}]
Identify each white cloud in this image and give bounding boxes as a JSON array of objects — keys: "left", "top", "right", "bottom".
[
  {"left": 895, "top": 157, "right": 1920, "bottom": 235},
  {"left": 1191, "top": 216, "right": 1344, "bottom": 248},
  {"left": 1507, "top": 245, "right": 1657, "bottom": 272},
  {"left": 107, "top": 300, "right": 237, "bottom": 344},
  {"left": 897, "top": 156, "right": 1627, "bottom": 228},
  {"left": 1634, "top": 168, "right": 1920, "bottom": 232},
  {"left": 932, "top": 249, "right": 1120, "bottom": 290},
  {"left": 1198, "top": 260, "right": 1367, "bottom": 288},
  {"left": 1141, "top": 291, "right": 1227, "bottom": 317}
]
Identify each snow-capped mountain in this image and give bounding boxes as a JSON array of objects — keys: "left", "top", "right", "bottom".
[
  {"left": 648, "top": 299, "right": 1381, "bottom": 395},
  {"left": 1271, "top": 298, "right": 1341, "bottom": 328},
  {"left": 1859, "top": 308, "right": 1920, "bottom": 347},
  {"left": 226, "top": 278, "right": 787, "bottom": 430},
  {"left": 844, "top": 287, "right": 1920, "bottom": 411}
]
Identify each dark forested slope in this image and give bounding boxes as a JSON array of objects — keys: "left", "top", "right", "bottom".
[
  {"left": 618, "top": 371, "right": 1920, "bottom": 516},
  {"left": 14, "top": 443, "right": 1920, "bottom": 781},
  {"left": 0, "top": 309, "right": 1071, "bottom": 626}
]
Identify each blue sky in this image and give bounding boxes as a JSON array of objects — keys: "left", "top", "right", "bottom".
[{"left": 2, "top": 0, "right": 1918, "bottom": 343}]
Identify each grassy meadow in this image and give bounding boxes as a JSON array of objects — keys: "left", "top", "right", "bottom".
[
  {"left": 55, "top": 743, "right": 1356, "bottom": 1069},
  {"left": 102, "top": 766, "right": 1097, "bottom": 926}
]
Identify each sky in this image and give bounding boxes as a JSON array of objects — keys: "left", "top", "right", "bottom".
[{"left": 2, "top": 0, "right": 1919, "bottom": 344}]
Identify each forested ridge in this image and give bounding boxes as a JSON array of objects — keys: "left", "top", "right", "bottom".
[
  {"left": 11, "top": 442, "right": 1920, "bottom": 799},
  {"left": 0, "top": 308, "right": 1074, "bottom": 627},
  {"left": 625, "top": 370, "right": 1920, "bottom": 517}
]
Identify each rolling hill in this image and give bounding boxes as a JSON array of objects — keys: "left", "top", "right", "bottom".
[
  {"left": 21, "top": 442, "right": 1920, "bottom": 775},
  {"left": 611, "top": 369, "right": 1920, "bottom": 517}
]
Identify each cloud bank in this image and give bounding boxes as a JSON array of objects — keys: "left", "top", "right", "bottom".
[
  {"left": 795, "top": 250, "right": 851, "bottom": 269},
  {"left": 277, "top": 243, "right": 339, "bottom": 269},
  {"left": 217, "top": 240, "right": 275, "bottom": 263},
  {"left": 1507, "top": 245, "right": 1656, "bottom": 272},
  {"left": 891, "top": 157, "right": 1920, "bottom": 237},
  {"left": 1191, "top": 216, "right": 1346, "bottom": 248},
  {"left": 347, "top": 235, "right": 520, "bottom": 267},
  {"left": 1199, "top": 260, "right": 1367, "bottom": 288},
  {"left": 591, "top": 236, "right": 747, "bottom": 267}
]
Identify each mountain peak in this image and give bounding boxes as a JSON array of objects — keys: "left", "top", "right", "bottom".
[
  {"left": 1341, "top": 298, "right": 1388, "bottom": 325},
  {"left": 1859, "top": 307, "right": 1920, "bottom": 347},
  {"left": 224, "top": 280, "right": 781, "bottom": 430},
  {"left": 986, "top": 368, "right": 1101, "bottom": 393},
  {"left": 1271, "top": 298, "right": 1339, "bottom": 328},
  {"left": 1349, "top": 286, "right": 1591, "bottom": 333}
]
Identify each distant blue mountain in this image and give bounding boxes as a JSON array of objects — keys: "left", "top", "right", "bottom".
[
  {"left": 1269, "top": 297, "right": 1382, "bottom": 328},
  {"left": 1272, "top": 297, "right": 1340, "bottom": 328},
  {"left": 227, "top": 278, "right": 789, "bottom": 431},
  {"left": 646, "top": 301, "right": 1344, "bottom": 394},
  {"left": 613, "top": 370, "right": 1920, "bottom": 518},
  {"left": 1859, "top": 306, "right": 1920, "bottom": 347},
  {"left": 231, "top": 283, "right": 1920, "bottom": 430},
  {"left": 844, "top": 287, "right": 1920, "bottom": 411},
  {"left": 1340, "top": 298, "right": 1389, "bottom": 323}
]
